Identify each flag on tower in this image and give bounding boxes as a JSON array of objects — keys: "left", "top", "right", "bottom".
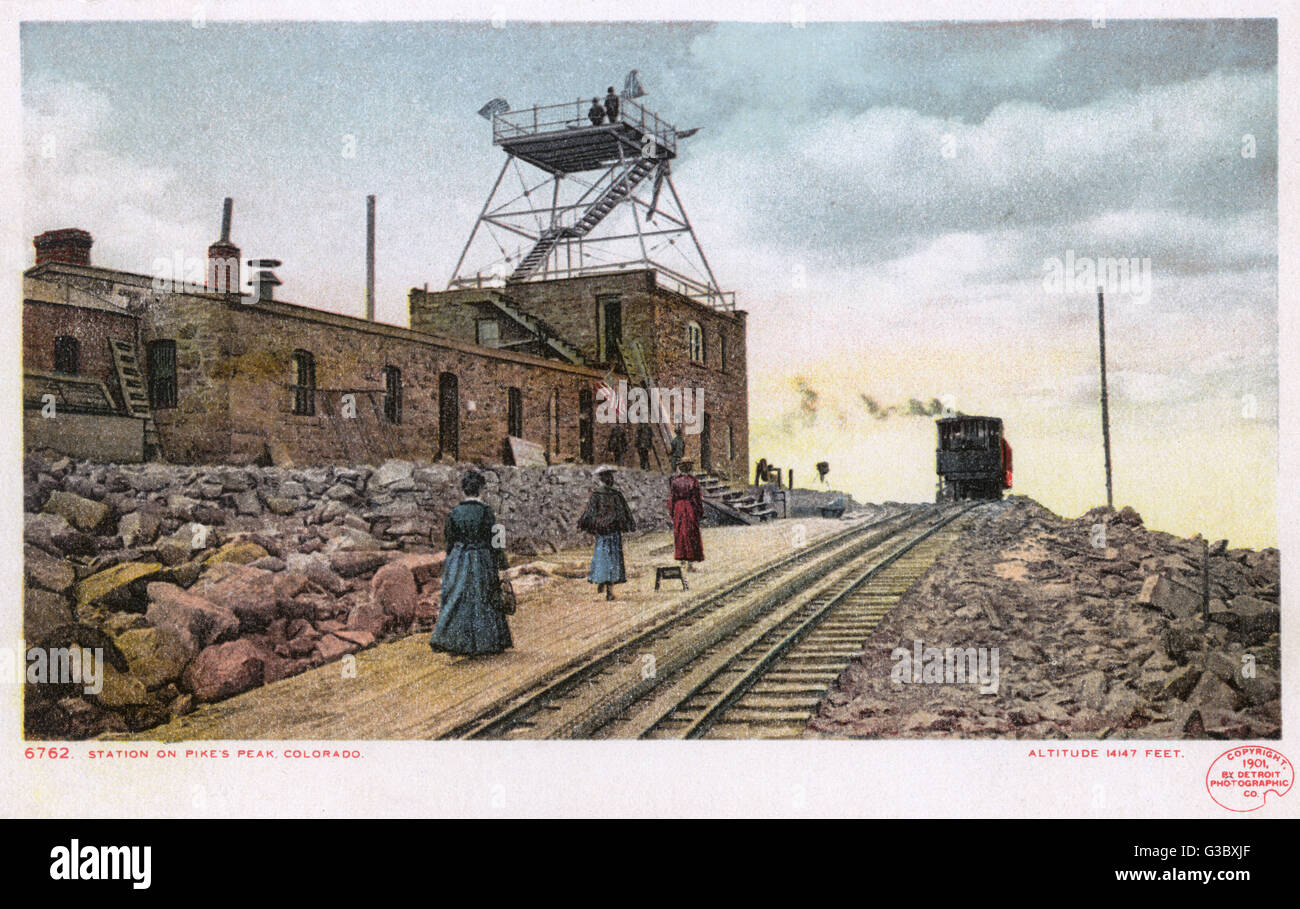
[
  {"left": 477, "top": 98, "right": 510, "bottom": 120},
  {"left": 622, "top": 70, "right": 646, "bottom": 99}
]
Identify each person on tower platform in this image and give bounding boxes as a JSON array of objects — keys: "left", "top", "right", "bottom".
[
  {"left": 604, "top": 87, "right": 620, "bottom": 125},
  {"left": 588, "top": 98, "right": 606, "bottom": 126}
]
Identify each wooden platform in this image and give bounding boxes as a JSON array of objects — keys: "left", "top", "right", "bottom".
[{"left": 123, "top": 519, "right": 851, "bottom": 741}]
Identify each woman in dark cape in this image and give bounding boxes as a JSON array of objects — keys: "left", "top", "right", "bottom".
[
  {"left": 578, "top": 465, "right": 636, "bottom": 600},
  {"left": 430, "top": 471, "right": 512, "bottom": 655},
  {"left": 669, "top": 458, "right": 704, "bottom": 569}
]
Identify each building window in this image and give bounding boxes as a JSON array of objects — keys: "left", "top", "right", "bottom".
[
  {"left": 477, "top": 319, "right": 500, "bottom": 348},
  {"left": 382, "top": 365, "right": 402, "bottom": 424},
  {"left": 507, "top": 386, "right": 523, "bottom": 438},
  {"left": 719, "top": 334, "right": 727, "bottom": 373},
  {"left": 687, "top": 322, "right": 705, "bottom": 364},
  {"left": 53, "top": 335, "right": 79, "bottom": 375},
  {"left": 291, "top": 349, "right": 316, "bottom": 416},
  {"left": 727, "top": 423, "right": 735, "bottom": 461},
  {"left": 147, "top": 340, "right": 177, "bottom": 409}
]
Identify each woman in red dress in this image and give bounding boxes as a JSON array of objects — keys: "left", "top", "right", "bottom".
[{"left": 669, "top": 458, "right": 704, "bottom": 569}]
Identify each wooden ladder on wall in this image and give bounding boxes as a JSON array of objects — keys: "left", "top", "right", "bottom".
[
  {"left": 616, "top": 338, "right": 677, "bottom": 470},
  {"left": 108, "top": 338, "right": 160, "bottom": 458}
]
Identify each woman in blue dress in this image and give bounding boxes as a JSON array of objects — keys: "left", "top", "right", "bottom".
[
  {"left": 429, "top": 471, "right": 513, "bottom": 656},
  {"left": 578, "top": 465, "right": 637, "bottom": 601}
]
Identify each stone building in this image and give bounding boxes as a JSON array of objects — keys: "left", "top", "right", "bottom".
[{"left": 21, "top": 228, "right": 750, "bottom": 478}]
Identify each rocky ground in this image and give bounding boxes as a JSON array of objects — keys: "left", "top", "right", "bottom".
[
  {"left": 21, "top": 452, "right": 681, "bottom": 739},
  {"left": 808, "top": 497, "right": 1281, "bottom": 740}
]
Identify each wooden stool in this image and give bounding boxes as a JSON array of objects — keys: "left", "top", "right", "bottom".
[{"left": 654, "top": 565, "right": 688, "bottom": 590}]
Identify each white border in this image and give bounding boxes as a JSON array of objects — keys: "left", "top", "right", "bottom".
[{"left": 0, "top": 0, "right": 1294, "bottom": 819}]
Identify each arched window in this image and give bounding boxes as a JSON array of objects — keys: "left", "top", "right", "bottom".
[
  {"left": 687, "top": 321, "right": 705, "bottom": 364},
  {"left": 53, "top": 336, "right": 79, "bottom": 375},
  {"left": 291, "top": 350, "right": 316, "bottom": 416},
  {"left": 382, "top": 365, "right": 402, "bottom": 424}
]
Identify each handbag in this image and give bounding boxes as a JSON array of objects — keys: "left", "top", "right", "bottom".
[{"left": 498, "top": 577, "right": 517, "bottom": 615}]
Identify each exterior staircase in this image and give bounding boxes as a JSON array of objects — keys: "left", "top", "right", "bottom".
[
  {"left": 107, "top": 338, "right": 161, "bottom": 459},
  {"left": 697, "top": 472, "right": 779, "bottom": 525},
  {"left": 485, "top": 296, "right": 585, "bottom": 365},
  {"left": 509, "top": 157, "right": 659, "bottom": 281}
]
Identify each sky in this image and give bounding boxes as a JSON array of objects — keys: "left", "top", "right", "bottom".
[{"left": 21, "top": 20, "right": 1279, "bottom": 546}]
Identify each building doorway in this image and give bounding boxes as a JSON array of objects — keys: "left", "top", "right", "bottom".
[
  {"left": 579, "top": 387, "right": 594, "bottom": 464},
  {"left": 438, "top": 372, "right": 459, "bottom": 460},
  {"left": 700, "top": 412, "right": 712, "bottom": 474}
]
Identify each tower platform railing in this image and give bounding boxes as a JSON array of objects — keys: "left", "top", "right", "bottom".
[{"left": 493, "top": 97, "right": 678, "bottom": 160}]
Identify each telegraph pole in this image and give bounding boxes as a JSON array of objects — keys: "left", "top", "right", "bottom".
[{"left": 1097, "top": 287, "right": 1114, "bottom": 509}]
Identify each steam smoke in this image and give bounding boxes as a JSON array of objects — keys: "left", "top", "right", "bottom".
[{"left": 859, "top": 394, "right": 949, "bottom": 420}]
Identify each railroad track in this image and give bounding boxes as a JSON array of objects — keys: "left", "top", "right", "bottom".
[{"left": 443, "top": 503, "right": 976, "bottom": 740}]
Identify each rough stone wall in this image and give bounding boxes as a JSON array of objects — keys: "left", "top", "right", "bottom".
[
  {"left": 139, "top": 288, "right": 235, "bottom": 463},
  {"left": 22, "top": 451, "right": 672, "bottom": 738}
]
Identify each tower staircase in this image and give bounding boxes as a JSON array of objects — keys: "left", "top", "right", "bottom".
[{"left": 509, "top": 157, "right": 659, "bottom": 281}]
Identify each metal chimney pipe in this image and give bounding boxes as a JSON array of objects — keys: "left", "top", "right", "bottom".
[
  {"left": 220, "top": 197, "right": 233, "bottom": 243},
  {"left": 365, "top": 194, "right": 376, "bottom": 321}
]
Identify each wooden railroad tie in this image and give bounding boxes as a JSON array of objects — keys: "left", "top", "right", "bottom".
[{"left": 654, "top": 565, "right": 688, "bottom": 591}]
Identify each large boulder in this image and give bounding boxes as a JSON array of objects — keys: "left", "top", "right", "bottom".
[
  {"left": 370, "top": 562, "right": 418, "bottom": 624},
  {"left": 115, "top": 626, "right": 194, "bottom": 689},
  {"left": 192, "top": 566, "right": 279, "bottom": 632},
  {"left": 24, "top": 588, "right": 74, "bottom": 641},
  {"left": 42, "top": 490, "right": 114, "bottom": 535},
  {"left": 117, "top": 510, "right": 162, "bottom": 547},
  {"left": 330, "top": 550, "right": 387, "bottom": 578},
  {"left": 92, "top": 664, "right": 153, "bottom": 709},
  {"left": 345, "top": 598, "right": 388, "bottom": 637},
  {"left": 24, "top": 545, "right": 76, "bottom": 595},
  {"left": 203, "top": 540, "right": 270, "bottom": 568},
  {"left": 370, "top": 459, "right": 415, "bottom": 489},
  {"left": 75, "top": 561, "right": 166, "bottom": 613},
  {"left": 181, "top": 639, "right": 266, "bottom": 702},
  {"left": 25, "top": 513, "right": 96, "bottom": 557},
  {"left": 145, "top": 582, "right": 239, "bottom": 649}
]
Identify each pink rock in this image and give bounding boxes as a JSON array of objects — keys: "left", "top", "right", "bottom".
[
  {"left": 346, "top": 599, "right": 388, "bottom": 637},
  {"left": 370, "top": 562, "right": 418, "bottom": 624},
  {"left": 334, "top": 629, "right": 375, "bottom": 648},
  {"left": 316, "top": 634, "right": 359, "bottom": 662},
  {"left": 393, "top": 552, "right": 446, "bottom": 588},
  {"left": 145, "top": 582, "right": 239, "bottom": 649},
  {"left": 181, "top": 639, "right": 266, "bottom": 702},
  {"left": 192, "top": 566, "right": 278, "bottom": 632}
]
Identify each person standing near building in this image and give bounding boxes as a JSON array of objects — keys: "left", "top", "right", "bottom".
[
  {"left": 430, "top": 471, "right": 512, "bottom": 656},
  {"left": 635, "top": 422, "right": 654, "bottom": 470},
  {"left": 604, "top": 87, "right": 620, "bottom": 125},
  {"left": 669, "top": 426, "right": 685, "bottom": 474},
  {"left": 578, "top": 466, "right": 636, "bottom": 601},
  {"left": 606, "top": 424, "right": 628, "bottom": 467},
  {"left": 588, "top": 98, "right": 606, "bottom": 126},
  {"left": 669, "top": 458, "right": 704, "bottom": 571}
]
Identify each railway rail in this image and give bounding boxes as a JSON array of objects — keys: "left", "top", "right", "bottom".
[{"left": 443, "top": 502, "right": 978, "bottom": 740}]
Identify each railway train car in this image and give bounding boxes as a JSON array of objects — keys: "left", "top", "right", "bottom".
[{"left": 935, "top": 415, "right": 1012, "bottom": 501}]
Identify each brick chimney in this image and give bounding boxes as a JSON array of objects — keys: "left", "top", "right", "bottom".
[
  {"left": 207, "top": 197, "right": 241, "bottom": 293},
  {"left": 33, "top": 228, "right": 93, "bottom": 266}
]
